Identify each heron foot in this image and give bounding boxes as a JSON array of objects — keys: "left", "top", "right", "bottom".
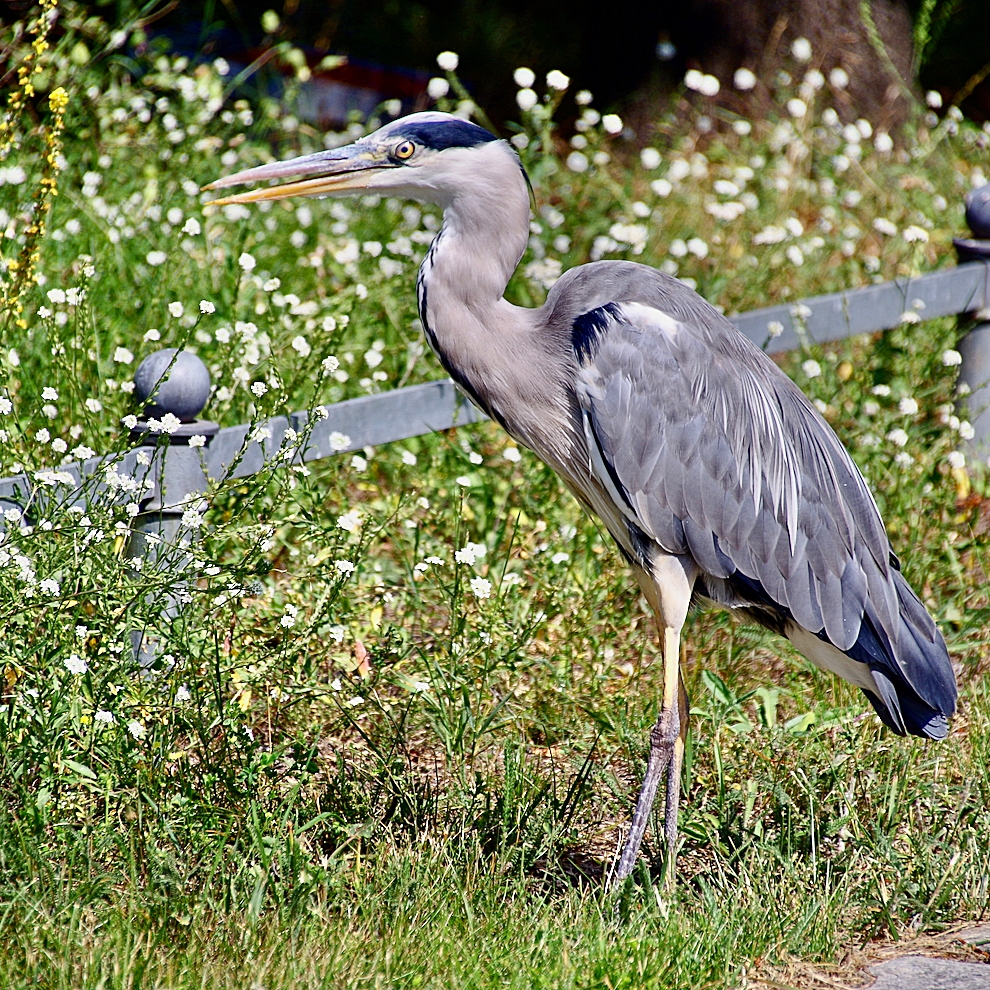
[{"left": 609, "top": 705, "right": 680, "bottom": 888}]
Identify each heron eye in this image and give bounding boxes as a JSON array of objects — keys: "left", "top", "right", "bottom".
[{"left": 393, "top": 140, "right": 416, "bottom": 160}]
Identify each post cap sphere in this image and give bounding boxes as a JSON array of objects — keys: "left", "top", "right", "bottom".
[
  {"left": 133, "top": 348, "right": 211, "bottom": 421},
  {"left": 966, "top": 183, "right": 990, "bottom": 239}
]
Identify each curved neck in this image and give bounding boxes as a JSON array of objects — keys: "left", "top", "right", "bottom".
[{"left": 417, "top": 143, "right": 531, "bottom": 338}]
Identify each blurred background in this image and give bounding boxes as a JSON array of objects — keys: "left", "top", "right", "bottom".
[{"left": 12, "top": 0, "right": 986, "bottom": 135}]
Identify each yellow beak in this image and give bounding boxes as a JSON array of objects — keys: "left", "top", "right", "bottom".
[{"left": 203, "top": 145, "right": 391, "bottom": 205}]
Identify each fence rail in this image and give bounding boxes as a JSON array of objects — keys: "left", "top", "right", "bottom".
[{"left": 2, "top": 259, "right": 988, "bottom": 523}]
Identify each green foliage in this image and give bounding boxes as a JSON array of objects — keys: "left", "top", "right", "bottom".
[{"left": 1, "top": 6, "right": 990, "bottom": 986}]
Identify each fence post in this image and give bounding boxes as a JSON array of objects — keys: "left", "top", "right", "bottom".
[
  {"left": 127, "top": 349, "right": 218, "bottom": 666},
  {"left": 954, "top": 184, "right": 990, "bottom": 462}
]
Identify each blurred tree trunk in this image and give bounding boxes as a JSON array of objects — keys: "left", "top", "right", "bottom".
[{"left": 650, "top": 0, "right": 917, "bottom": 132}]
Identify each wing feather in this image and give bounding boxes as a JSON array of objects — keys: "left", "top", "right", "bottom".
[{"left": 572, "top": 294, "right": 892, "bottom": 651}]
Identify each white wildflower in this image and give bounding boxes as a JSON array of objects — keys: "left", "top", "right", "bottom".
[
  {"left": 734, "top": 68, "right": 757, "bottom": 91},
  {"left": 887, "top": 428, "right": 909, "bottom": 446},
  {"left": 686, "top": 237, "right": 708, "bottom": 258},
  {"left": 238, "top": 252, "right": 256, "bottom": 272},
  {"left": 640, "top": 148, "right": 661, "bottom": 169},
  {"left": 181, "top": 507, "right": 203, "bottom": 527},
  {"left": 875, "top": 132, "right": 893, "bottom": 153},
  {"left": 942, "top": 349, "right": 962, "bottom": 367},
  {"left": 427, "top": 77, "right": 449, "bottom": 100},
  {"left": 566, "top": 151, "right": 588, "bottom": 173},
  {"left": 335, "top": 559, "right": 356, "bottom": 575},
  {"left": 947, "top": 450, "right": 966, "bottom": 469},
  {"left": 199, "top": 299, "right": 216, "bottom": 314},
  {"left": 329, "top": 431, "right": 351, "bottom": 452},
  {"left": 899, "top": 397, "right": 919, "bottom": 415},
  {"left": 168, "top": 301, "right": 184, "bottom": 318},
  {"left": 516, "top": 88, "right": 538, "bottom": 112},
  {"left": 546, "top": 70, "right": 570, "bottom": 91},
  {"left": 791, "top": 37, "right": 812, "bottom": 62},
  {"left": 602, "top": 114, "right": 623, "bottom": 135},
  {"left": 470, "top": 576, "right": 492, "bottom": 599},
  {"left": 802, "top": 359, "right": 822, "bottom": 378},
  {"left": 513, "top": 67, "right": 536, "bottom": 88},
  {"left": 64, "top": 653, "right": 88, "bottom": 675},
  {"left": 829, "top": 67, "right": 849, "bottom": 89},
  {"left": 436, "top": 51, "right": 459, "bottom": 71},
  {"left": 685, "top": 69, "right": 720, "bottom": 96},
  {"left": 455, "top": 542, "right": 486, "bottom": 565},
  {"left": 337, "top": 510, "right": 363, "bottom": 533}
]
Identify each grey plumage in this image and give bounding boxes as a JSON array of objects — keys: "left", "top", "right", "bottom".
[{"left": 206, "top": 111, "right": 957, "bottom": 884}]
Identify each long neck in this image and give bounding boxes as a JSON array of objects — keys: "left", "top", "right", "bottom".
[{"left": 416, "top": 144, "right": 531, "bottom": 404}]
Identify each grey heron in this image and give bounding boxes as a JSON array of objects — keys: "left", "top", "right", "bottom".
[{"left": 206, "top": 111, "right": 958, "bottom": 885}]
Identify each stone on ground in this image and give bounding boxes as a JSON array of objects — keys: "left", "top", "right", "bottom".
[{"left": 868, "top": 955, "right": 990, "bottom": 989}]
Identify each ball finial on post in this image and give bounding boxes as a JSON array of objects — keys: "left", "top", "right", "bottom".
[
  {"left": 965, "top": 184, "right": 990, "bottom": 241},
  {"left": 133, "top": 348, "right": 212, "bottom": 422}
]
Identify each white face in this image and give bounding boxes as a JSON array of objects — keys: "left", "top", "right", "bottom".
[{"left": 204, "top": 111, "right": 509, "bottom": 208}]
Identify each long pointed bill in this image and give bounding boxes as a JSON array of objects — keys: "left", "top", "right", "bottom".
[{"left": 203, "top": 144, "right": 393, "bottom": 205}]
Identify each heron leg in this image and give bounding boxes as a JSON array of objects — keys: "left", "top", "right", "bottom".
[
  {"left": 661, "top": 674, "right": 690, "bottom": 884},
  {"left": 611, "top": 624, "right": 682, "bottom": 886}
]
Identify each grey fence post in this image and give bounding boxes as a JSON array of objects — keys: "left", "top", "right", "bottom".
[
  {"left": 128, "top": 349, "right": 218, "bottom": 666},
  {"left": 954, "top": 184, "right": 990, "bottom": 461}
]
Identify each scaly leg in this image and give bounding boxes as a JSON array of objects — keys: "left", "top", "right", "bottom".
[
  {"left": 610, "top": 625, "right": 682, "bottom": 886},
  {"left": 661, "top": 673, "right": 690, "bottom": 885}
]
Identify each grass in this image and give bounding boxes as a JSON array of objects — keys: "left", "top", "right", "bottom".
[{"left": 1, "top": 4, "right": 990, "bottom": 987}]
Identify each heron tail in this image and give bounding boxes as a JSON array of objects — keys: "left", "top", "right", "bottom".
[{"left": 851, "top": 570, "right": 957, "bottom": 740}]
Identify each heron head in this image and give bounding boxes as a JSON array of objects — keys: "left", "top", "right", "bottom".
[{"left": 204, "top": 111, "right": 516, "bottom": 208}]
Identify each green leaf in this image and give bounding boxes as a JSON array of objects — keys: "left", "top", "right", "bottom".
[
  {"left": 63, "top": 759, "right": 97, "bottom": 780},
  {"left": 701, "top": 669, "right": 735, "bottom": 707},
  {"left": 784, "top": 711, "right": 817, "bottom": 734}
]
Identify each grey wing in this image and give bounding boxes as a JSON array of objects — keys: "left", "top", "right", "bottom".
[{"left": 571, "top": 295, "right": 899, "bottom": 654}]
